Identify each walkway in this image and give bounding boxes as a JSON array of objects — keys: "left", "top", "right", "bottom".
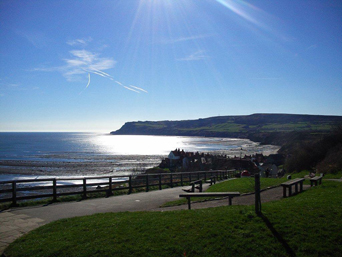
[{"left": 0, "top": 181, "right": 309, "bottom": 254}]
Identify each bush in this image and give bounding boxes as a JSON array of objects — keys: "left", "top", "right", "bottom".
[{"left": 285, "top": 124, "right": 342, "bottom": 173}]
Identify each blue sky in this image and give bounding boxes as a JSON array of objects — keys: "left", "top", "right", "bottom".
[{"left": 0, "top": 0, "right": 341, "bottom": 132}]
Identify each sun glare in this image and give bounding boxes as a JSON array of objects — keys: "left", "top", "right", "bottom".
[{"left": 92, "top": 135, "right": 189, "bottom": 155}]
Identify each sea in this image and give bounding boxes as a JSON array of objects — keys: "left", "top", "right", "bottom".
[{"left": 0, "top": 132, "right": 279, "bottom": 181}]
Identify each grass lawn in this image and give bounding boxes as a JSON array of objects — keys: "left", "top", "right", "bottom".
[
  {"left": 4, "top": 181, "right": 342, "bottom": 257},
  {"left": 162, "top": 171, "right": 310, "bottom": 207},
  {"left": 323, "top": 172, "right": 342, "bottom": 179}
]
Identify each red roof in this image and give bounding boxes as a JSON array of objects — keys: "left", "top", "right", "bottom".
[{"left": 241, "top": 170, "right": 251, "bottom": 176}]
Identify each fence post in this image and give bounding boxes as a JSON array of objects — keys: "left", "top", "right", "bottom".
[
  {"left": 170, "top": 173, "right": 173, "bottom": 188},
  {"left": 107, "top": 177, "right": 113, "bottom": 197},
  {"left": 146, "top": 175, "right": 149, "bottom": 192},
  {"left": 159, "top": 174, "right": 162, "bottom": 190},
  {"left": 128, "top": 176, "right": 132, "bottom": 194},
  {"left": 12, "top": 181, "right": 17, "bottom": 206},
  {"left": 255, "top": 173, "right": 261, "bottom": 214},
  {"left": 83, "top": 178, "right": 87, "bottom": 199},
  {"left": 53, "top": 179, "right": 57, "bottom": 202},
  {"left": 189, "top": 172, "right": 192, "bottom": 183},
  {"left": 181, "top": 173, "right": 183, "bottom": 186}
]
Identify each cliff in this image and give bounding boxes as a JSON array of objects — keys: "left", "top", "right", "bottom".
[{"left": 111, "top": 113, "right": 342, "bottom": 146}]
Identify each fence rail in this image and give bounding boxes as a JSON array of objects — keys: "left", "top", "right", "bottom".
[{"left": 0, "top": 170, "right": 238, "bottom": 205}]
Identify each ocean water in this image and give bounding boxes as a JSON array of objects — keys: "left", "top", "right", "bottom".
[
  {"left": 0, "top": 133, "right": 279, "bottom": 181},
  {"left": 0, "top": 133, "right": 277, "bottom": 161}
]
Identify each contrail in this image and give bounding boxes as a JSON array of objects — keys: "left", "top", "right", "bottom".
[
  {"left": 124, "top": 86, "right": 140, "bottom": 93},
  {"left": 90, "top": 70, "right": 107, "bottom": 77},
  {"left": 82, "top": 68, "right": 108, "bottom": 78},
  {"left": 86, "top": 73, "right": 90, "bottom": 88},
  {"left": 130, "top": 85, "right": 148, "bottom": 93},
  {"left": 116, "top": 81, "right": 140, "bottom": 93},
  {"left": 80, "top": 68, "right": 146, "bottom": 94},
  {"left": 78, "top": 73, "right": 90, "bottom": 95},
  {"left": 91, "top": 68, "right": 112, "bottom": 78}
]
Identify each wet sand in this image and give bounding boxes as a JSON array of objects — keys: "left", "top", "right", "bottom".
[{"left": 0, "top": 156, "right": 164, "bottom": 177}]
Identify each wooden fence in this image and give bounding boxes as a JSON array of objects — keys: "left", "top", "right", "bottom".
[{"left": 0, "top": 170, "right": 238, "bottom": 205}]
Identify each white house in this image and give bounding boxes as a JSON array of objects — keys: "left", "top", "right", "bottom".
[{"left": 168, "top": 150, "right": 180, "bottom": 160}]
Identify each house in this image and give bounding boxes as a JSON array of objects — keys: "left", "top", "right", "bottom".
[
  {"left": 168, "top": 149, "right": 181, "bottom": 168},
  {"left": 259, "top": 164, "right": 278, "bottom": 178}
]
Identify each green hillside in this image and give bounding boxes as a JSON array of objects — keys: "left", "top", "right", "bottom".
[{"left": 111, "top": 113, "right": 342, "bottom": 145}]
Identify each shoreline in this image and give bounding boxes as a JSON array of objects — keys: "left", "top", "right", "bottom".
[
  {"left": 0, "top": 136, "right": 280, "bottom": 180},
  {"left": 0, "top": 157, "right": 163, "bottom": 178},
  {"left": 0, "top": 145, "right": 280, "bottom": 179}
]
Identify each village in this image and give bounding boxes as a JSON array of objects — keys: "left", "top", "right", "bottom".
[{"left": 159, "top": 149, "right": 285, "bottom": 178}]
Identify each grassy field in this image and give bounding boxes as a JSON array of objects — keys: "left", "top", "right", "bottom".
[
  {"left": 4, "top": 180, "right": 341, "bottom": 257},
  {"left": 323, "top": 172, "right": 342, "bottom": 179},
  {"left": 162, "top": 171, "right": 310, "bottom": 207}
]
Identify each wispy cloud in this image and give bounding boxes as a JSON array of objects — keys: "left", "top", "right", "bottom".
[
  {"left": 8, "top": 83, "right": 20, "bottom": 87},
  {"left": 15, "top": 30, "right": 49, "bottom": 48},
  {"left": 0, "top": 81, "right": 38, "bottom": 93},
  {"left": 34, "top": 39, "right": 148, "bottom": 94},
  {"left": 177, "top": 50, "right": 208, "bottom": 61},
  {"left": 161, "top": 34, "right": 213, "bottom": 44},
  {"left": 66, "top": 37, "right": 93, "bottom": 46},
  {"left": 250, "top": 77, "right": 281, "bottom": 80},
  {"left": 306, "top": 44, "right": 318, "bottom": 51},
  {"left": 62, "top": 49, "right": 116, "bottom": 81}
]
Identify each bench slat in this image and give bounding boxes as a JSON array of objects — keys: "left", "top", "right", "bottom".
[
  {"left": 180, "top": 192, "right": 240, "bottom": 197},
  {"left": 281, "top": 178, "right": 305, "bottom": 186},
  {"left": 179, "top": 192, "right": 240, "bottom": 210}
]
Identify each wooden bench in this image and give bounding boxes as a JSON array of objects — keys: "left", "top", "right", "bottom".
[
  {"left": 206, "top": 176, "right": 216, "bottom": 186},
  {"left": 190, "top": 180, "right": 203, "bottom": 192},
  {"left": 179, "top": 192, "right": 240, "bottom": 210},
  {"left": 310, "top": 176, "right": 323, "bottom": 187},
  {"left": 281, "top": 178, "right": 305, "bottom": 198}
]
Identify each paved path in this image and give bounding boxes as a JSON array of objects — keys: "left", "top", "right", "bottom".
[{"left": 0, "top": 181, "right": 310, "bottom": 254}]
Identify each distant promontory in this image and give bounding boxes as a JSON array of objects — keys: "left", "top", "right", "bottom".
[{"left": 111, "top": 113, "right": 342, "bottom": 148}]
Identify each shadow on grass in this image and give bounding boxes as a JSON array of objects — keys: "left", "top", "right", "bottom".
[{"left": 258, "top": 212, "right": 296, "bottom": 257}]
